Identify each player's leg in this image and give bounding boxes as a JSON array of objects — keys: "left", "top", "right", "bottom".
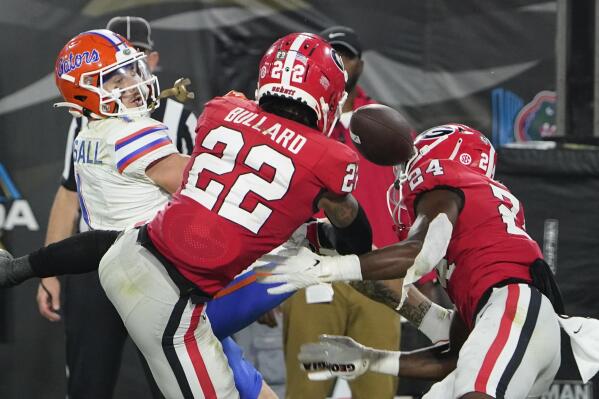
[
  {"left": 221, "top": 336, "right": 262, "bottom": 398},
  {"left": 0, "top": 230, "right": 119, "bottom": 287},
  {"left": 344, "top": 283, "right": 400, "bottom": 399},
  {"left": 99, "top": 229, "right": 239, "bottom": 398},
  {"left": 281, "top": 283, "right": 350, "bottom": 399},
  {"left": 207, "top": 269, "right": 294, "bottom": 339},
  {"left": 137, "top": 348, "right": 168, "bottom": 399},
  {"left": 423, "top": 370, "right": 457, "bottom": 399},
  {"left": 63, "top": 272, "right": 128, "bottom": 399},
  {"left": 452, "top": 284, "right": 560, "bottom": 399}
]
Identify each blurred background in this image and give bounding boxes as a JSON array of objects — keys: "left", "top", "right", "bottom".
[{"left": 0, "top": 0, "right": 598, "bottom": 398}]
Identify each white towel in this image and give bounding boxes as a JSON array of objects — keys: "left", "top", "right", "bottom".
[{"left": 558, "top": 315, "right": 599, "bottom": 383}]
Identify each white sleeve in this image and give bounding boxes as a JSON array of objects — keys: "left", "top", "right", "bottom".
[{"left": 114, "top": 123, "right": 179, "bottom": 180}]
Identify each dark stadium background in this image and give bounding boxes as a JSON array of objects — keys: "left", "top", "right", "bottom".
[{"left": 0, "top": 1, "right": 597, "bottom": 397}]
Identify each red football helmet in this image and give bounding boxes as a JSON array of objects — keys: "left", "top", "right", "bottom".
[
  {"left": 256, "top": 32, "right": 348, "bottom": 136},
  {"left": 387, "top": 124, "right": 496, "bottom": 235},
  {"left": 406, "top": 124, "right": 497, "bottom": 179},
  {"left": 54, "top": 29, "right": 159, "bottom": 118}
]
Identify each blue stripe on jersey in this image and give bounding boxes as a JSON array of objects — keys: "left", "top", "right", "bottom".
[
  {"left": 116, "top": 136, "right": 171, "bottom": 172},
  {"left": 115, "top": 126, "right": 167, "bottom": 150}
]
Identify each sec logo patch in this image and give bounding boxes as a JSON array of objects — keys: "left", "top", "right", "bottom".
[{"left": 459, "top": 153, "right": 472, "bottom": 165}]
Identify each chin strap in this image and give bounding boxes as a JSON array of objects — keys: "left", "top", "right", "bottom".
[{"left": 53, "top": 102, "right": 103, "bottom": 119}]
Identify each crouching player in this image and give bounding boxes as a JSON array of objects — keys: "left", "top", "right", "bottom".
[{"left": 257, "top": 124, "right": 599, "bottom": 398}]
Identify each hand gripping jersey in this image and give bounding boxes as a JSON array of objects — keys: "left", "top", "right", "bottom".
[
  {"left": 401, "top": 159, "right": 542, "bottom": 329},
  {"left": 148, "top": 95, "right": 359, "bottom": 295},
  {"left": 73, "top": 116, "right": 178, "bottom": 230}
]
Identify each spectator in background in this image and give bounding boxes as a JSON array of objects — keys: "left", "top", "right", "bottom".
[
  {"left": 281, "top": 26, "right": 401, "bottom": 399},
  {"left": 35, "top": 16, "right": 197, "bottom": 399}
]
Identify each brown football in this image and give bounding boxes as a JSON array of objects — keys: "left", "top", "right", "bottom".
[{"left": 349, "top": 104, "right": 414, "bottom": 165}]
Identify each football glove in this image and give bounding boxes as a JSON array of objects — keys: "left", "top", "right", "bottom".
[
  {"left": 298, "top": 335, "right": 400, "bottom": 380},
  {"left": 254, "top": 247, "right": 362, "bottom": 295}
]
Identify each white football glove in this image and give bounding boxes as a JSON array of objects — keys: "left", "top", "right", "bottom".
[
  {"left": 298, "top": 335, "right": 400, "bottom": 381},
  {"left": 254, "top": 247, "right": 362, "bottom": 295}
]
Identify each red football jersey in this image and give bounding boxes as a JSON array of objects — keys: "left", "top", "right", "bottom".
[
  {"left": 148, "top": 95, "right": 359, "bottom": 295},
  {"left": 402, "top": 159, "right": 542, "bottom": 329}
]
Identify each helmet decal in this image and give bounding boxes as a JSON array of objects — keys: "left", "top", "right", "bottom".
[
  {"left": 54, "top": 30, "right": 160, "bottom": 119},
  {"left": 56, "top": 49, "right": 100, "bottom": 77},
  {"left": 420, "top": 125, "right": 455, "bottom": 139},
  {"left": 459, "top": 153, "right": 472, "bottom": 165}
]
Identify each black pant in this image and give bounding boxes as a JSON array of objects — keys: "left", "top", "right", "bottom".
[{"left": 63, "top": 272, "right": 164, "bottom": 399}]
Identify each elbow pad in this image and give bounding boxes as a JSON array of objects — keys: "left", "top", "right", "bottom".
[
  {"left": 329, "top": 204, "right": 372, "bottom": 255},
  {"left": 407, "top": 213, "right": 453, "bottom": 284}
]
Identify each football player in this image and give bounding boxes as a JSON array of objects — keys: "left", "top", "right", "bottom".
[
  {"left": 256, "top": 124, "right": 578, "bottom": 398},
  {"left": 53, "top": 28, "right": 281, "bottom": 399},
  {"left": 12, "top": 30, "right": 371, "bottom": 398}
]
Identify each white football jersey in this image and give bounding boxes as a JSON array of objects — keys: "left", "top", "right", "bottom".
[{"left": 73, "top": 116, "right": 179, "bottom": 230}]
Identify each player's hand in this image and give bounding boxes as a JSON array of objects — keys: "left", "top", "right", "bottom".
[
  {"left": 298, "top": 335, "right": 373, "bottom": 381},
  {"left": 37, "top": 277, "right": 61, "bottom": 322},
  {"left": 254, "top": 247, "right": 362, "bottom": 295}
]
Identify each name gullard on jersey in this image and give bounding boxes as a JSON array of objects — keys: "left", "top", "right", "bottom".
[
  {"left": 148, "top": 95, "right": 359, "bottom": 295},
  {"left": 73, "top": 116, "right": 179, "bottom": 230},
  {"left": 401, "top": 159, "right": 542, "bottom": 329}
]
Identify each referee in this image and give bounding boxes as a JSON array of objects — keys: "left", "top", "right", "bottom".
[{"left": 36, "top": 16, "right": 196, "bottom": 399}]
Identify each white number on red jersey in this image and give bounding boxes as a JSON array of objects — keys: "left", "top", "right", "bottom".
[
  {"left": 408, "top": 160, "right": 445, "bottom": 190},
  {"left": 341, "top": 163, "right": 358, "bottom": 193},
  {"left": 489, "top": 183, "right": 531, "bottom": 238},
  {"left": 181, "top": 126, "right": 295, "bottom": 233}
]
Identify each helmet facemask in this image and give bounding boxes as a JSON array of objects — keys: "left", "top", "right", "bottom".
[{"left": 82, "top": 53, "right": 159, "bottom": 118}]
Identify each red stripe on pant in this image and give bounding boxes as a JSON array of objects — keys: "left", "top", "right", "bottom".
[
  {"left": 474, "top": 284, "right": 520, "bottom": 393},
  {"left": 184, "top": 303, "right": 218, "bottom": 399}
]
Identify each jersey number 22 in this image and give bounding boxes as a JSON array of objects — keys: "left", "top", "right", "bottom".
[{"left": 181, "top": 126, "right": 295, "bottom": 234}]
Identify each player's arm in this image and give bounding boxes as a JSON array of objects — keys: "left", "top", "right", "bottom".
[
  {"left": 37, "top": 185, "right": 80, "bottom": 321},
  {"left": 298, "top": 312, "right": 466, "bottom": 382},
  {"left": 145, "top": 153, "right": 191, "bottom": 194},
  {"left": 37, "top": 117, "right": 81, "bottom": 322},
  {"left": 256, "top": 188, "right": 462, "bottom": 294},
  {"left": 45, "top": 186, "right": 79, "bottom": 242},
  {"left": 357, "top": 188, "right": 462, "bottom": 280},
  {"left": 349, "top": 280, "right": 453, "bottom": 344},
  {"left": 316, "top": 192, "right": 372, "bottom": 255}
]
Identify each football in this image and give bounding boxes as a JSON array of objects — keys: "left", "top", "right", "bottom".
[{"left": 349, "top": 104, "right": 414, "bottom": 166}]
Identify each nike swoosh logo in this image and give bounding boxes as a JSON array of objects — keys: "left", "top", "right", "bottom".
[
  {"left": 573, "top": 325, "right": 583, "bottom": 334},
  {"left": 314, "top": 260, "right": 320, "bottom": 267}
]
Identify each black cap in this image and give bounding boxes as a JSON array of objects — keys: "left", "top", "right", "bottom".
[
  {"left": 106, "top": 16, "right": 154, "bottom": 51},
  {"left": 319, "top": 26, "right": 362, "bottom": 58}
]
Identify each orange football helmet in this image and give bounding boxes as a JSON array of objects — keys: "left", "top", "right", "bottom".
[{"left": 54, "top": 29, "right": 159, "bottom": 118}]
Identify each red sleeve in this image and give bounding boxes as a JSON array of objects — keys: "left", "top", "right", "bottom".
[
  {"left": 416, "top": 270, "right": 438, "bottom": 285},
  {"left": 402, "top": 159, "right": 464, "bottom": 220},
  {"left": 314, "top": 141, "right": 360, "bottom": 196}
]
